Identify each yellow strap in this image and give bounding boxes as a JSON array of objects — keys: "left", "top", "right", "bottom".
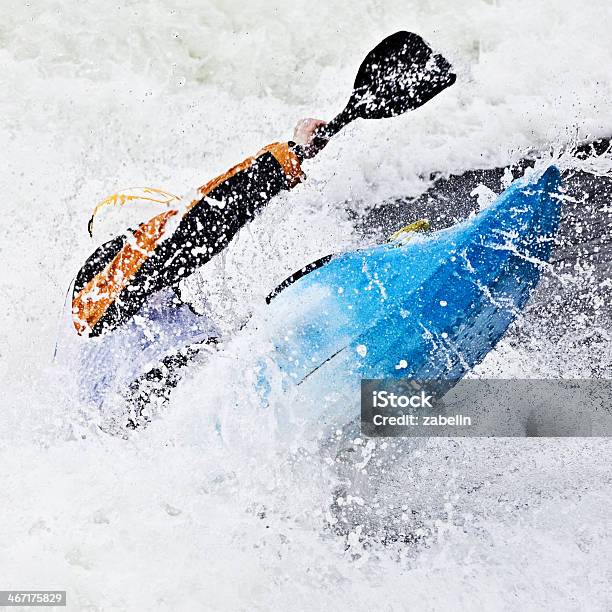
[
  {"left": 388, "top": 219, "right": 431, "bottom": 242},
  {"left": 88, "top": 187, "right": 181, "bottom": 237}
]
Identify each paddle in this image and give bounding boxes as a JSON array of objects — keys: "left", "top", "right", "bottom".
[
  {"left": 87, "top": 32, "right": 454, "bottom": 237},
  {"left": 294, "top": 31, "right": 456, "bottom": 160}
]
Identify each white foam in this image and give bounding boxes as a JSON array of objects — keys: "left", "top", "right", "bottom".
[{"left": 1, "top": 1, "right": 611, "bottom": 607}]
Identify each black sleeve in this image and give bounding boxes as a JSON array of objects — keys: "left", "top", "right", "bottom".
[{"left": 89, "top": 149, "right": 295, "bottom": 336}]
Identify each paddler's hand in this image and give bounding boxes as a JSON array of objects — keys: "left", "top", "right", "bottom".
[{"left": 292, "top": 118, "right": 327, "bottom": 158}]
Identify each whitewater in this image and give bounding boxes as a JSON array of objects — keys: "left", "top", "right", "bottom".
[{"left": 1, "top": 0, "right": 611, "bottom": 609}]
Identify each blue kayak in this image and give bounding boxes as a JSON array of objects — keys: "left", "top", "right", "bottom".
[{"left": 264, "top": 166, "right": 561, "bottom": 393}]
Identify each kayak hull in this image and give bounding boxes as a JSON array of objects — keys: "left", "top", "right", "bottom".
[{"left": 264, "top": 167, "right": 561, "bottom": 402}]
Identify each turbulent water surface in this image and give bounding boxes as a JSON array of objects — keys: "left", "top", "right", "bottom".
[{"left": 1, "top": 1, "right": 612, "bottom": 609}]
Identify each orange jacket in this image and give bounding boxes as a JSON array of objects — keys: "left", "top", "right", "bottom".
[{"left": 72, "top": 141, "right": 303, "bottom": 337}]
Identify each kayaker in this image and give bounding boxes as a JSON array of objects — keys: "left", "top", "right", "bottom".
[{"left": 72, "top": 118, "right": 328, "bottom": 338}]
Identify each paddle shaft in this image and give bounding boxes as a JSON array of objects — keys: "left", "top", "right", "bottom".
[{"left": 292, "top": 106, "right": 353, "bottom": 160}]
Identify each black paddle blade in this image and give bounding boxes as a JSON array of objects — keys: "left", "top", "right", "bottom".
[{"left": 349, "top": 31, "right": 456, "bottom": 120}]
